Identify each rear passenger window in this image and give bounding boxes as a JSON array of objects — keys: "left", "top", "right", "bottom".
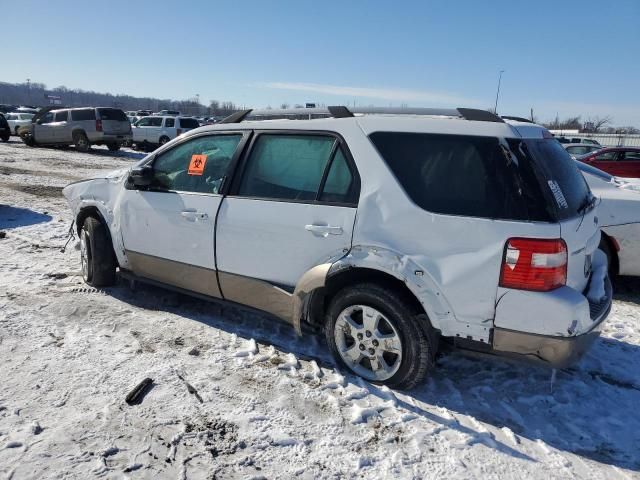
[
  {"left": 238, "top": 135, "right": 335, "bottom": 201},
  {"left": 71, "top": 109, "right": 96, "bottom": 121},
  {"left": 320, "top": 149, "right": 357, "bottom": 204},
  {"left": 165, "top": 118, "right": 175, "bottom": 128},
  {"left": 54, "top": 110, "right": 68, "bottom": 122},
  {"left": 150, "top": 134, "right": 242, "bottom": 194}
]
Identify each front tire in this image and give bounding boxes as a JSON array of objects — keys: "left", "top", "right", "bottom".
[
  {"left": 107, "top": 143, "right": 120, "bottom": 152},
  {"left": 159, "top": 136, "right": 170, "bottom": 146},
  {"left": 80, "top": 217, "right": 117, "bottom": 287},
  {"left": 324, "top": 283, "right": 436, "bottom": 389},
  {"left": 73, "top": 131, "right": 91, "bottom": 152},
  {"left": 0, "top": 133, "right": 8, "bottom": 142}
]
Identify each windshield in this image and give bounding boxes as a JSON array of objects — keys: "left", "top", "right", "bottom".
[{"left": 519, "top": 139, "right": 592, "bottom": 220}]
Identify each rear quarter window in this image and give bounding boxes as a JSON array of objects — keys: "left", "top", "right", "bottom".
[
  {"left": 370, "top": 132, "right": 550, "bottom": 221},
  {"left": 71, "top": 109, "right": 96, "bottom": 121}
]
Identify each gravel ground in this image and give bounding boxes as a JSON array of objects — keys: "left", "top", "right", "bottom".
[{"left": 1, "top": 139, "right": 639, "bottom": 479}]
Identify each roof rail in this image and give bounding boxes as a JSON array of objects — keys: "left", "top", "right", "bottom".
[
  {"left": 501, "top": 115, "right": 534, "bottom": 124},
  {"left": 218, "top": 106, "right": 504, "bottom": 124}
]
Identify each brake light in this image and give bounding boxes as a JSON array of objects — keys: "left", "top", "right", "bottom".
[
  {"left": 499, "top": 238, "right": 567, "bottom": 292},
  {"left": 96, "top": 119, "right": 103, "bottom": 132},
  {"left": 176, "top": 128, "right": 182, "bottom": 136}
]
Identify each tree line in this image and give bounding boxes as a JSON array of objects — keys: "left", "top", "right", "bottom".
[{"left": 0, "top": 80, "right": 240, "bottom": 117}]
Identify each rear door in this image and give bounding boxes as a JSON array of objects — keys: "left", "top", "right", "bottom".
[
  {"left": 523, "top": 138, "right": 600, "bottom": 293},
  {"left": 216, "top": 131, "right": 360, "bottom": 320},
  {"left": 617, "top": 150, "right": 640, "bottom": 178},
  {"left": 119, "top": 131, "right": 249, "bottom": 295}
]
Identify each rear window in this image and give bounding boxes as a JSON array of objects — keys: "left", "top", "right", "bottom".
[
  {"left": 519, "top": 139, "right": 591, "bottom": 220},
  {"left": 370, "top": 132, "right": 551, "bottom": 221},
  {"left": 97, "top": 108, "right": 127, "bottom": 121},
  {"left": 178, "top": 118, "right": 199, "bottom": 129},
  {"left": 71, "top": 109, "right": 96, "bottom": 121}
]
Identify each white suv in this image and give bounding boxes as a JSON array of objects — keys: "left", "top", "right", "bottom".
[
  {"left": 132, "top": 115, "right": 200, "bottom": 150},
  {"left": 63, "top": 107, "right": 612, "bottom": 389}
]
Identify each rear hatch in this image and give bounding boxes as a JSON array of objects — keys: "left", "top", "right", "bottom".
[
  {"left": 519, "top": 137, "right": 600, "bottom": 293},
  {"left": 97, "top": 108, "right": 131, "bottom": 134},
  {"left": 178, "top": 117, "right": 200, "bottom": 133}
]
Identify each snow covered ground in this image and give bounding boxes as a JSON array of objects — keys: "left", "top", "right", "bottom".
[{"left": 1, "top": 139, "right": 639, "bottom": 479}]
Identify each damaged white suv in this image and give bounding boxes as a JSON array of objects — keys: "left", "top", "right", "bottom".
[{"left": 63, "top": 107, "right": 612, "bottom": 389}]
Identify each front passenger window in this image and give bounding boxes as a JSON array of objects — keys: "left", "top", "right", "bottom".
[{"left": 150, "top": 134, "right": 242, "bottom": 194}]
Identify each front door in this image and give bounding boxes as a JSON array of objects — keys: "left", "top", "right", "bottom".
[
  {"left": 216, "top": 132, "right": 360, "bottom": 321},
  {"left": 52, "top": 110, "right": 70, "bottom": 143},
  {"left": 34, "top": 112, "right": 56, "bottom": 143},
  {"left": 119, "top": 131, "right": 248, "bottom": 296}
]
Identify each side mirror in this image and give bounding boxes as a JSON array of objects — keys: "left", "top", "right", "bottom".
[{"left": 128, "top": 165, "right": 153, "bottom": 187}]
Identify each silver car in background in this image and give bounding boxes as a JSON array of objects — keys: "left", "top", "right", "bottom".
[{"left": 21, "top": 107, "right": 132, "bottom": 152}]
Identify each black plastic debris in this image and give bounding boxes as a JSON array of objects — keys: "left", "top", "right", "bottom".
[{"left": 125, "top": 378, "right": 154, "bottom": 405}]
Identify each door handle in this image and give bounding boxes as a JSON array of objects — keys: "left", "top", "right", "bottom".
[
  {"left": 181, "top": 210, "right": 208, "bottom": 221},
  {"left": 305, "top": 224, "right": 343, "bottom": 236}
]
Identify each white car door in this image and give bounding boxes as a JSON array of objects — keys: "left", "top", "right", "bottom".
[
  {"left": 216, "top": 132, "right": 360, "bottom": 321},
  {"left": 119, "top": 131, "right": 249, "bottom": 296}
]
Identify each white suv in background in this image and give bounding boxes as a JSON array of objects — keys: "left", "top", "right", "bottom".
[
  {"left": 132, "top": 116, "right": 200, "bottom": 150},
  {"left": 63, "top": 107, "right": 612, "bottom": 389}
]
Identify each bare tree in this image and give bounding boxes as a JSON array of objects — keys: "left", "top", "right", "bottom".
[
  {"left": 586, "top": 116, "right": 612, "bottom": 133},
  {"left": 280, "top": 103, "right": 290, "bottom": 109}
]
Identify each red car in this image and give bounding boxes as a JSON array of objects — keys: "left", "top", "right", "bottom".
[{"left": 578, "top": 147, "right": 640, "bottom": 178}]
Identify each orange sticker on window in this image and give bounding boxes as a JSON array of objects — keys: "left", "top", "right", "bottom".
[{"left": 188, "top": 154, "right": 207, "bottom": 175}]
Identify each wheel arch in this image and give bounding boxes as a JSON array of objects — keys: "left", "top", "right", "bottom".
[
  {"left": 295, "top": 264, "right": 440, "bottom": 340},
  {"left": 600, "top": 231, "right": 620, "bottom": 276},
  {"left": 76, "top": 206, "right": 118, "bottom": 266}
]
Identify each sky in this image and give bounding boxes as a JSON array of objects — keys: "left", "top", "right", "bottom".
[{"left": 3, "top": 0, "right": 639, "bottom": 126}]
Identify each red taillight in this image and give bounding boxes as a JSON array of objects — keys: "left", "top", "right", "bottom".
[
  {"left": 176, "top": 128, "right": 182, "bottom": 136},
  {"left": 96, "top": 119, "right": 103, "bottom": 132},
  {"left": 499, "top": 238, "right": 567, "bottom": 292}
]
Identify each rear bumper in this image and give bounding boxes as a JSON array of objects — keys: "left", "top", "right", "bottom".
[
  {"left": 91, "top": 133, "right": 132, "bottom": 144},
  {"left": 492, "top": 275, "right": 612, "bottom": 368}
]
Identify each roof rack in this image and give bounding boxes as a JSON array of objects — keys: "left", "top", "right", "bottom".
[{"left": 219, "top": 106, "right": 504, "bottom": 124}]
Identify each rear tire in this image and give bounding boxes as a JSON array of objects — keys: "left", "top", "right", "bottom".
[
  {"left": 73, "top": 131, "right": 91, "bottom": 152},
  {"left": 107, "top": 143, "right": 120, "bottom": 152},
  {"left": 80, "top": 217, "right": 117, "bottom": 287},
  {"left": 0, "top": 133, "right": 8, "bottom": 142},
  {"left": 324, "top": 283, "right": 436, "bottom": 389},
  {"left": 159, "top": 136, "right": 170, "bottom": 146}
]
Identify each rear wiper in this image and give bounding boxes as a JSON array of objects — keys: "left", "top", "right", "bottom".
[{"left": 577, "top": 194, "right": 597, "bottom": 214}]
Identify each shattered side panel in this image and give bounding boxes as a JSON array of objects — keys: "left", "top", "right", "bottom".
[{"left": 62, "top": 170, "right": 131, "bottom": 268}]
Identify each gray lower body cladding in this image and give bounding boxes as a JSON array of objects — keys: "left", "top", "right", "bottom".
[{"left": 491, "top": 277, "right": 612, "bottom": 368}]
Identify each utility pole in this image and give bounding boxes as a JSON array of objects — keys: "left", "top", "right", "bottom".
[
  {"left": 26, "top": 78, "right": 31, "bottom": 105},
  {"left": 493, "top": 70, "right": 504, "bottom": 114}
]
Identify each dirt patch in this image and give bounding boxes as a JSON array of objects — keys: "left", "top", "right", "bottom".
[
  {"left": 183, "top": 417, "right": 243, "bottom": 458},
  {"left": 6, "top": 184, "right": 64, "bottom": 198}
]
